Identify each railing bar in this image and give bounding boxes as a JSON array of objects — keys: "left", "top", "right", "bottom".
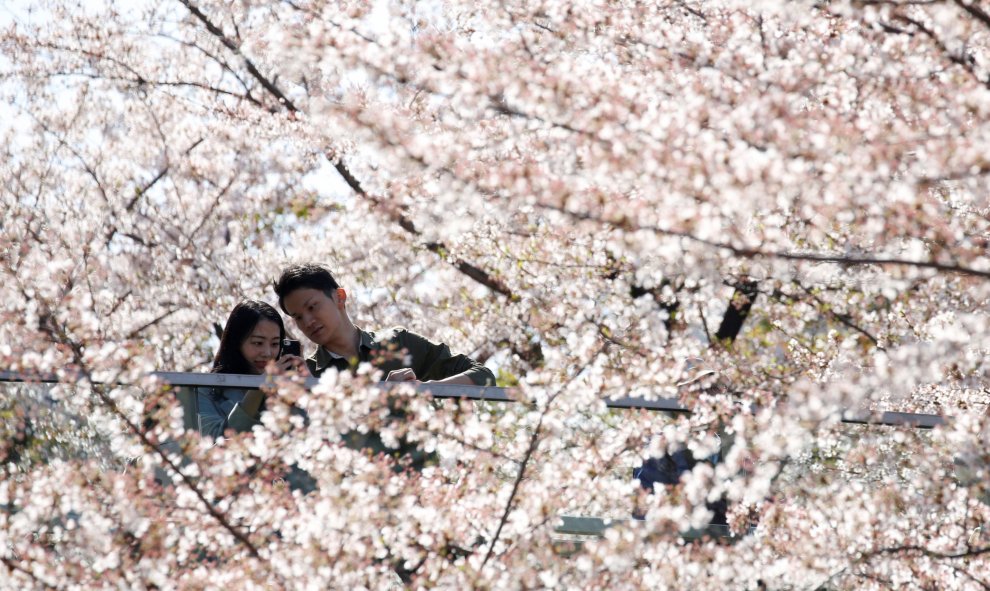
[
  {"left": 840, "top": 410, "right": 946, "bottom": 429},
  {"left": 603, "top": 396, "right": 689, "bottom": 413},
  {"left": 0, "top": 370, "right": 949, "bottom": 427},
  {"left": 554, "top": 515, "right": 744, "bottom": 539}
]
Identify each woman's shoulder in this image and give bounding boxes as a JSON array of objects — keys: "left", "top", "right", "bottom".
[{"left": 196, "top": 386, "right": 248, "bottom": 402}]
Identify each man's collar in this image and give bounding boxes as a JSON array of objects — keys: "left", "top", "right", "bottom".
[
  {"left": 317, "top": 328, "right": 376, "bottom": 361},
  {"left": 359, "top": 329, "right": 376, "bottom": 350}
]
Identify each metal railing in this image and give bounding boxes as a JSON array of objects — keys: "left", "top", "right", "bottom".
[
  {"left": 0, "top": 369, "right": 949, "bottom": 540},
  {"left": 0, "top": 370, "right": 948, "bottom": 428}
]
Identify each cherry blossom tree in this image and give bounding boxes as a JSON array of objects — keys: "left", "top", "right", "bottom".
[{"left": 2, "top": 0, "right": 990, "bottom": 588}]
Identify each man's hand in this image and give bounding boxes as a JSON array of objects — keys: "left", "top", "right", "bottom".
[{"left": 385, "top": 368, "right": 421, "bottom": 384}]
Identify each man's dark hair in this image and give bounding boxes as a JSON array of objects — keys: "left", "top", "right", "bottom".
[{"left": 273, "top": 263, "right": 340, "bottom": 313}]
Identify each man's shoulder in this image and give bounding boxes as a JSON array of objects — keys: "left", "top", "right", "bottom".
[
  {"left": 365, "top": 327, "right": 443, "bottom": 359},
  {"left": 366, "top": 326, "right": 413, "bottom": 346}
]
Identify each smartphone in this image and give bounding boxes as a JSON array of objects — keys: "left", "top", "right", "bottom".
[{"left": 280, "top": 339, "right": 301, "bottom": 358}]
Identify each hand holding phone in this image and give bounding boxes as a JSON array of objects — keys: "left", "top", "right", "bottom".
[
  {"left": 275, "top": 339, "right": 310, "bottom": 376},
  {"left": 280, "top": 339, "right": 301, "bottom": 358}
]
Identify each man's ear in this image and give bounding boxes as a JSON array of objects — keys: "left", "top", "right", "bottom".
[{"left": 336, "top": 287, "right": 347, "bottom": 308}]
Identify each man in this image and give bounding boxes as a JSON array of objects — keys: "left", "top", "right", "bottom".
[
  {"left": 273, "top": 263, "right": 494, "bottom": 386},
  {"left": 273, "top": 263, "right": 494, "bottom": 472}
]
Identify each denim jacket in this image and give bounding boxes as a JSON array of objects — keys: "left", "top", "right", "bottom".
[{"left": 195, "top": 387, "right": 261, "bottom": 439}]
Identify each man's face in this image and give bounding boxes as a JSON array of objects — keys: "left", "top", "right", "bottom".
[{"left": 283, "top": 287, "right": 345, "bottom": 347}]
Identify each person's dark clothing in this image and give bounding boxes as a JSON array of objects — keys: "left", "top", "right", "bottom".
[
  {"left": 307, "top": 327, "right": 495, "bottom": 386},
  {"left": 634, "top": 449, "right": 698, "bottom": 488},
  {"left": 634, "top": 446, "right": 727, "bottom": 525},
  {"left": 307, "top": 327, "right": 494, "bottom": 471}
]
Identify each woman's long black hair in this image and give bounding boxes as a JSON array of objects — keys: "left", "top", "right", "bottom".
[{"left": 212, "top": 300, "right": 286, "bottom": 374}]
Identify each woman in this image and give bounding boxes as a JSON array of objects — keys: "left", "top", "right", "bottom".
[{"left": 197, "top": 300, "right": 308, "bottom": 439}]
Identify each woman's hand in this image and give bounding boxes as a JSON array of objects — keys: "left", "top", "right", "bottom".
[{"left": 273, "top": 355, "right": 310, "bottom": 377}]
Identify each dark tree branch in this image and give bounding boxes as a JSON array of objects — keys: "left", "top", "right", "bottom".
[
  {"left": 153, "top": 32, "right": 261, "bottom": 101},
  {"left": 894, "top": 14, "right": 986, "bottom": 87},
  {"left": 183, "top": 173, "right": 237, "bottom": 248},
  {"left": 856, "top": 0, "right": 942, "bottom": 6},
  {"left": 478, "top": 342, "right": 603, "bottom": 569},
  {"left": 479, "top": 398, "right": 550, "bottom": 569},
  {"left": 732, "top": 247, "right": 990, "bottom": 279},
  {"left": 551, "top": 206, "right": 990, "bottom": 280},
  {"left": 698, "top": 302, "right": 712, "bottom": 345},
  {"left": 181, "top": 0, "right": 516, "bottom": 303},
  {"left": 46, "top": 71, "right": 264, "bottom": 108},
  {"left": 715, "top": 280, "right": 759, "bottom": 343},
  {"left": 371, "top": 200, "right": 514, "bottom": 298},
  {"left": 949, "top": 563, "right": 990, "bottom": 591},
  {"left": 25, "top": 286, "right": 271, "bottom": 568},
  {"left": 675, "top": 0, "right": 707, "bottom": 22},
  {"left": 128, "top": 137, "right": 205, "bottom": 212},
  {"left": 31, "top": 113, "right": 111, "bottom": 208},
  {"left": 816, "top": 540, "right": 990, "bottom": 590},
  {"left": 863, "top": 542, "right": 990, "bottom": 561},
  {"left": 955, "top": 0, "right": 990, "bottom": 33},
  {"left": 0, "top": 555, "right": 57, "bottom": 590},
  {"left": 630, "top": 279, "right": 681, "bottom": 333},
  {"left": 178, "top": 0, "right": 298, "bottom": 112},
  {"left": 797, "top": 284, "right": 882, "bottom": 348},
  {"left": 89, "top": 383, "right": 266, "bottom": 562},
  {"left": 125, "top": 307, "right": 181, "bottom": 339}
]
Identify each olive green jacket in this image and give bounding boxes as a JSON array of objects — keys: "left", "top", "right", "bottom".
[
  {"left": 307, "top": 327, "right": 494, "bottom": 385},
  {"left": 308, "top": 327, "right": 494, "bottom": 470}
]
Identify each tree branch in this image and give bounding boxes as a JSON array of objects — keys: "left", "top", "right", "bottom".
[
  {"left": 127, "top": 137, "right": 205, "bottom": 212},
  {"left": 0, "top": 555, "right": 57, "bottom": 590},
  {"left": 894, "top": 13, "right": 986, "bottom": 87},
  {"left": 479, "top": 400, "right": 550, "bottom": 569},
  {"left": 955, "top": 0, "right": 990, "bottom": 34},
  {"left": 797, "top": 283, "right": 882, "bottom": 348},
  {"left": 714, "top": 280, "right": 759, "bottom": 344},
  {"left": 552, "top": 206, "right": 990, "bottom": 280},
  {"left": 26, "top": 289, "right": 271, "bottom": 569},
  {"left": 180, "top": 0, "right": 515, "bottom": 302},
  {"left": 178, "top": 0, "right": 298, "bottom": 112},
  {"left": 125, "top": 307, "right": 181, "bottom": 339}
]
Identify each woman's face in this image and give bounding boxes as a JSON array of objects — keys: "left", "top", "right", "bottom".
[{"left": 239, "top": 319, "right": 281, "bottom": 374}]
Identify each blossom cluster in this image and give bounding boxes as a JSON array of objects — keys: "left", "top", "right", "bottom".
[{"left": 2, "top": 0, "right": 990, "bottom": 588}]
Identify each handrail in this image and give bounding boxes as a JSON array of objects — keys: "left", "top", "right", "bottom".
[
  {"left": 0, "top": 369, "right": 947, "bottom": 428},
  {"left": 152, "top": 371, "right": 519, "bottom": 403},
  {"left": 840, "top": 409, "right": 946, "bottom": 429},
  {"left": 554, "top": 515, "right": 747, "bottom": 540}
]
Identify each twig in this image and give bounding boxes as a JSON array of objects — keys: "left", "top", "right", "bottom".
[
  {"left": 698, "top": 302, "right": 711, "bottom": 346},
  {"left": 479, "top": 399, "right": 551, "bottom": 569},
  {"left": 551, "top": 206, "right": 990, "bottom": 280},
  {"left": 0, "top": 555, "right": 57, "bottom": 590},
  {"left": 178, "top": 0, "right": 298, "bottom": 111},
  {"left": 28, "top": 293, "right": 271, "bottom": 568}
]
